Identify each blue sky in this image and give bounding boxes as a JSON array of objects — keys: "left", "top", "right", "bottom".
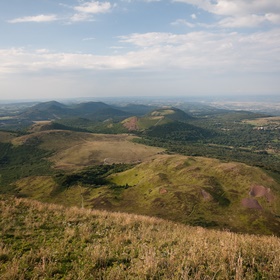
[{"left": 1, "top": 0, "right": 280, "bottom": 100}]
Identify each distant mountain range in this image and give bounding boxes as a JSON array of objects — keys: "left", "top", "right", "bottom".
[
  {"left": 18, "top": 101, "right": 126, "bottom": 121},
  {"left": 18, "top": 100, "right": 195, "bottom": 121},
  {"left": 17, "top": 101, "right": 165, "bottom": 122},
  {"left": 1, "top": 101, "right": 223, "bottom": 143}
]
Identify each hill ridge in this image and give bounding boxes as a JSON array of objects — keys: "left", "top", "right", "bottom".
[{"left": 19, "top": 101, "right": 131, "bottom": 121}]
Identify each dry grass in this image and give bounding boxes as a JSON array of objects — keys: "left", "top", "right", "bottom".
[
  {"left": 0, "top": 131, "right": 17, "bottom": 142},
  {"left": 27, "top": 121, "right": 52, "bottom": 133},
  {"left": 11, "top": 131, "right": 163, "bottom": 170},
  {"left": 0, "top": 195, "right": 279, "bottom": 279},
  {"left": 152, "top": 110, "right": 174, "bottom": 116},
  {"left": 51, "top": 137, "right": 161, "bottom": 170}
]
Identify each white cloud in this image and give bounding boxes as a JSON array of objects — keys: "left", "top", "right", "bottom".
[
  {"left": 7, "top": 2, "right": 111, "bottom": 24},
  {"left": 74, "top": 1, "right": 112, "bottom": 14},
  {"left": 218, "top": 14, "right": 267, "bottom": 28},
  {"left": 1, "top": 28, "right": 279, "bottom": 98},
  {"left": 117, "top": 29, "right": 280, "bottom": 72},
  {"left": 175, "top": 0, "right": 280, "bottom": 15},
  {"left": 265, "top": 13, "right": 280, "bottom": 24},
  {"left": 171, "top": 19, "right": 195, "bottom": 28},
  {"left": 173, "top": 0, "right": 212, "bottom": 11},
  {"left": 119, "top": 32, "right": 189, "bottom": 47},
  {"left": 70, "top": 13, "right": 93, "bottom": 22},
  {"left": 8, "top": 14, "right": 58, "bottom": 23},
  {"left": 1, "top": 28, "right": 279, "bottom": 75},
  {"left": 191, "top": 13, "right": 197, "bottom": 19},
  {"left": 217, "top": 13, "right": 280, "bottom": 28},
  {"left": 211, "top": 0, "right": 280, "bottom": 16},
  {"left": 174, "top": 0, "right": 280, "bottom": 28},
  {"left": 67, "top": 1, "right": 114, "bottom": 22},
  {"left": 35, "top": 49, "right": 50, "bottom": 54},
  {"left": 0, "top": 48, "right": 139, "bottom": 74},
  {"left": 121, "top": 0, "right": 161, "bottom": 2}
]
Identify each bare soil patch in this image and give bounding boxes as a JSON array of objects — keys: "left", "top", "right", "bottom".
[
  {"left": 241, "top": 198, "right": 262, "bottom": 210},
  {"left": 28, "top": 121, "right": 52, "bottom": 133},
  {"left": 250, "top": 185, "right": 274, "bottom": 202},
  {"left": 122, "top": 117, "right": 139, "bottom": 131},
  {"left": 201, "top": 189, "right": 212, "bottom": 201}
]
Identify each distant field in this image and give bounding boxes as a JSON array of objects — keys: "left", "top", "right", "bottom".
[
  {"left": 151, "top": 109, "right": 175, "bottom": 116},
  {"left": 243, "top": 116, "right": 280, "bottom": 126},
  {"left": 0, "top": 116, "right": 14, "bottom": 120},
  {"left": 12, "top": 130, "right": 164, "bottom": 170}
]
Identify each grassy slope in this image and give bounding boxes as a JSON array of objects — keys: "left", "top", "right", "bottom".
[
  {"left": 122, "top": 107, "right": 190, "bottom": 131},
  {"left": 0, "top": 131, "right": 17, "bottom": 143},
  {"left": 0, "top": 196, "right": 279, "bottom": 280},
  {"left": 2, "top": 129, "right": 280, "bottom": 235},
  {"left": 14, "top": 154, "right": 280, "bottom": 236},
  {"left": 109, "top": 155, "right": 280, "bottom": 235},
  {"left": 11, "top": 130, "right": 164, "bottom": 170}
]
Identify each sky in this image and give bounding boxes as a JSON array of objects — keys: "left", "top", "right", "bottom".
[{"left": 0, "top": 0, "right": 280, "bottom": 100}]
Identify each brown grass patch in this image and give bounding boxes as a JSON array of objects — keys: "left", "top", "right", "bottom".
[
  {"left": 48, "top": 133, "right": 164, "bottom": 170},
  {"left": 9, "top": 130, "right": 164, "bottom": 170},
  {"left": 28, "top": 121, "right": 52, "bottom": 132},
  {"left": 0, "top": 131, "right": 17, "bottom": 143}
]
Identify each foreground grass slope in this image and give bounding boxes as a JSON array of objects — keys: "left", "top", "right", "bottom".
[{"left": 0, "top": 196, "right": 279, "bottom": 280}]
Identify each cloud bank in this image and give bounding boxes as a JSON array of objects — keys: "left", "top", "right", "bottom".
[{"left": 1, "top": 28, "right": 279, "bottom": 74}]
